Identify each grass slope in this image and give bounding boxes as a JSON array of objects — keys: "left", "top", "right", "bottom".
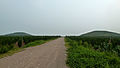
[
  {"left": 5, "top": 32, "right": 32, "bottom": 36},
  {"left": 81, "top": 31, "right": 120, "bottom": 37}
]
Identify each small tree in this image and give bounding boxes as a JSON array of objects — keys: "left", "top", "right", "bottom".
[
  {"left": 79, "top": 40, "right": 83, "bottom": 45},
  {"left": 83, "top": 42, "right": 89, "bottom": 47}
]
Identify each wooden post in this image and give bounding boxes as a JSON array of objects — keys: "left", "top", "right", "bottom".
[
  {"left": 15, "top": 41, "right": 19, "bottom": 48},
  {"left": 21, "top": 40, "right": 25, "bottom": 47}
]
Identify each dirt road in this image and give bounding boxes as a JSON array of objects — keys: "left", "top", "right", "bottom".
[{"left": 0, "top": 38, "right": 68, "bottom": 68}]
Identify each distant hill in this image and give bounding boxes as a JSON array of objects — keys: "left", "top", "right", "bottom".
[
  {"left": 81, "top": 31, "right": 120, "bottom": 37},
  {"left": 5, "top": 32, "right": 32, "bottom": 36}
]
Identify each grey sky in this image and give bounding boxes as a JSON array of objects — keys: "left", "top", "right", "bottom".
[{"left": 0, "top": 0, "right": 120, "bottom": 35}]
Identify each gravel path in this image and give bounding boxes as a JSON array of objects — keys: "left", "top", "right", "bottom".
[{"left": 0, "top": 38, "right": 68, "bottom": 68}]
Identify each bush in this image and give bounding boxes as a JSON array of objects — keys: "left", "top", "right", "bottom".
[
  {"left": 67, "top": 46, "right": 120, "bottom": 68},
  {"left": 0, "top": 45, "right": 14, "bottom": 54},
  {"left": 65, "top": 37, "right": 120, "bottom": 68}
]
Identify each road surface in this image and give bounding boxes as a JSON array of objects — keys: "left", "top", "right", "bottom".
[{"left": 0, "top": 38, "right": 68, "bottom": 68}]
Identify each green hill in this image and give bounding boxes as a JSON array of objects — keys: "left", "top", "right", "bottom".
[
  {"left": 5, "top": 32, "right": 32, "bottom": 36},
  {"left": 81, "top": 31, "right": 120, "bottom": 37}
]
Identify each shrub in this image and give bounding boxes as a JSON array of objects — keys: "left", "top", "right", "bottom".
[
  {"left": 65, "top": 37, "right": 120, "bottom": 68},
  {"left": 67, "top": 46, "right": 120, "bottom": 68}
]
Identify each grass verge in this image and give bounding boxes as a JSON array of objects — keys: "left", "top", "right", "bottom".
[{"left": 23, "top": 40, "right": 49, "bottom": 48}]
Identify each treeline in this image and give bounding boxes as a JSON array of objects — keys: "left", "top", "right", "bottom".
[
  {"left": 0, "top": 36, "right": 59, "bottom": 54},
  {"left": 65, "top": 36, "right": 120, "bottom": 68}
]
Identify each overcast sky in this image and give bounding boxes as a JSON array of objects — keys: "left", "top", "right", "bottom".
[{"left": 0, "top": 0, "right": 120, "bottom": 35}]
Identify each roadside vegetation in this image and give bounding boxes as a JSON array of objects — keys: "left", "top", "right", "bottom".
[
  {"left": 23, "top": 40, "right": 50, "bottom": 48},
  {"left": 65, "top": 36, "right": 120, "bottom": 68},
  {"left": 0, "top": 36, "right": 59, "bottom": 58}
]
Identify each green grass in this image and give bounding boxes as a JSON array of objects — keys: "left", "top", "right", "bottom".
[
  {"left": 64, "top": 38, "right": 71, "bottom": 48},
  {"left": 65, "top": 38, "right": 120, "bottom": 68},
  {"left": 23, "top": 40, "right": 47, "bottom": 48},
  {"left": 0, "top": 40, "right": 51, "bottom": 59}
]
